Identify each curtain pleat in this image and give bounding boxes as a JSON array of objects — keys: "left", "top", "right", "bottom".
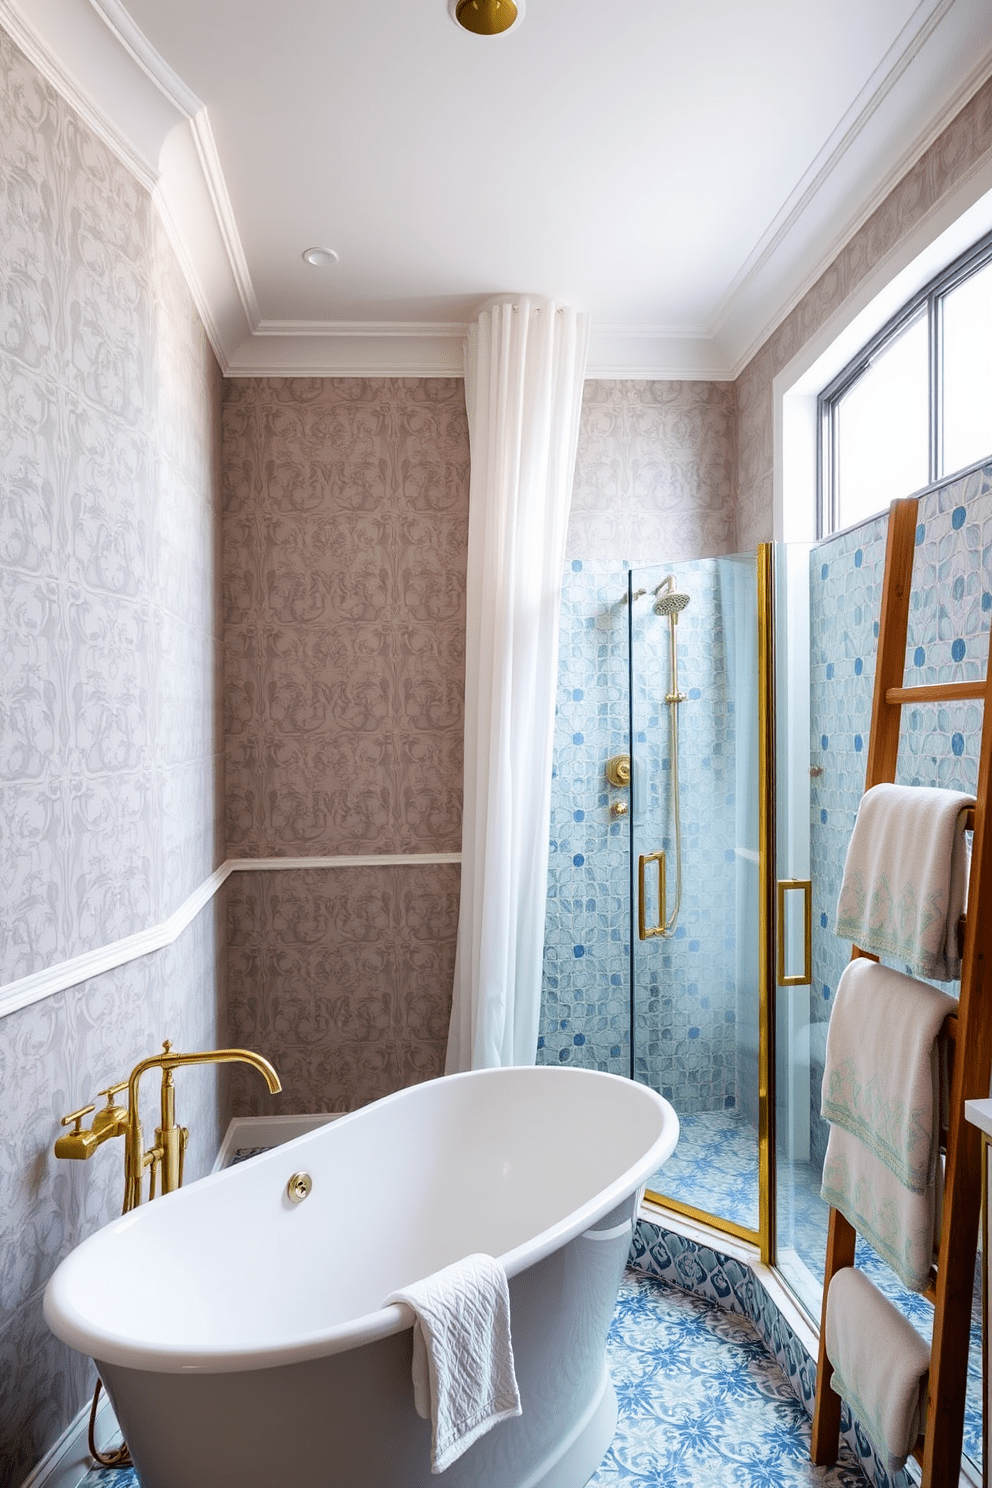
[{"left": 446, "top": 297, "right": 589, "bottom": 1071}]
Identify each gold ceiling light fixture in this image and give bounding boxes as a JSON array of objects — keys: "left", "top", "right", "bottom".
[{"left": 450, "top": 0, "right": 523, "bottom": 36}]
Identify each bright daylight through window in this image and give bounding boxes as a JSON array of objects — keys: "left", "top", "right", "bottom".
[{"left": 819, "top": 232, "right": 992, "bottom": 536}]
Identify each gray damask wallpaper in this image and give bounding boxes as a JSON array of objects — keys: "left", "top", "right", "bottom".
[
  {"left": 0, "top": 26, "right": 225, "bottom": 1484},
  {"left": 568, "top": 379, "right": 738, "bottom": 562}
]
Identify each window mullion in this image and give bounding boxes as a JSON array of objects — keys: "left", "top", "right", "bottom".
[{"left": 930, "top": 288, "right": 942, "bottom": 484}]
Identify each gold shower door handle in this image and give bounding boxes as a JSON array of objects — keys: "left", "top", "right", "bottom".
[
  {"left": 638, "top": 852, "right": 667, "bottom": 940},
  {"left": 776, "top": 879, "right": 812, "bottom": 986}
]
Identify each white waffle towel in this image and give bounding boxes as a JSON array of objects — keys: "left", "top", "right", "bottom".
[
  {"left": 834, "top": 782, "right": 973, "bottom": 980},
  {"left": 384, "top": 1253, "right": 522, "bottom": 1473}
]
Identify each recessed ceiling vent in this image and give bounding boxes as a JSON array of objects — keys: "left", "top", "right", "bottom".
[{"left": 450, "top": 0, "right": 523, "bottom": 36}]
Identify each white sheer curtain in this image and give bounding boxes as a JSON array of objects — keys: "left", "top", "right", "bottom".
[{"left": 446, "top": 296, "right": 589, "bottom": 1072}]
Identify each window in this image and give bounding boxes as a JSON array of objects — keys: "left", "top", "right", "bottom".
[{"left": 818, "top": 230, "right": 992, "bottom": 536}]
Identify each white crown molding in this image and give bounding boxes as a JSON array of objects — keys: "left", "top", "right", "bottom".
[
  {"left": 88, "top": 0, "right": 199, "bottom": 115},
  {"left": 254, "top": 320, "right": 470, "bottom": 339},
  {"left": 710, "top": 0, "right": 960, "bottom": 343},
  {"left": 585, "top": 327, "right": 735, "bottom": 382},
  {"left": 716, "top": 24, "right": 992, "bottom": 378},
  {"left": 3, "top": 0, "right": 991, "bottom": 383},
  {"left": 0, "top": 854, "right": 462, "bottom": 1021}
]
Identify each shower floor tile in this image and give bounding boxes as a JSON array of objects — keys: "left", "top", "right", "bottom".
[
  {"left": 77, "top": 1271, "right": 866, "bottom": 1488},
  {"left": 645, "top": 1109, "right": 759, "bottom": 1232}
]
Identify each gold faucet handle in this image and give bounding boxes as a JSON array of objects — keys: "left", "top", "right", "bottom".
[
  {"left": 54, "top": 1105, "right": 98, "bottom": 1160},
  {"left": 93, "top": 1081, "right": 129, "bottom": 1138}
]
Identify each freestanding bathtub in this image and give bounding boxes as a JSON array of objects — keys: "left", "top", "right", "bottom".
[{"left": 45, "top": 1065, "right": 678, "bottom": 1488}]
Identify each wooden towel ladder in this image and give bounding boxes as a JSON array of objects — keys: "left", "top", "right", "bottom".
[{"left": 811, "top": 494, "right": 992, "bottom": 1485}]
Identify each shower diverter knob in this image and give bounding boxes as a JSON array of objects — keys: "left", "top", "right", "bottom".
[{"left": 605, "top": 755, "right": 631, "bottom": 788}]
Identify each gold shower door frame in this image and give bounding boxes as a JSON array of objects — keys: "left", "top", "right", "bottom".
[{"left": 639, "top": 544, "right": 778, "bottom": 1265}]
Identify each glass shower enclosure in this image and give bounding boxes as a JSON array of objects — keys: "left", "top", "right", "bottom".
[
  {"left": 625, "top": 552, "right": 771, "bottom": 1247},
  {"left": 540, "top": 543, "right": 808, "bottom": 1262}
]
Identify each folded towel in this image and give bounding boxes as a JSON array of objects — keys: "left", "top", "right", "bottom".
[
  {"left": 825, "top": 1266, "right": 930, "bottom": 1472},
  {"left": 835, "top": 782, "right": 973, "bottom": 980},
  {"left": 384, "top": 1253, "right": 522, "bottom": 1474},
  {"left": 820, "top": 958, "right": 955, "bottom": 1291}
]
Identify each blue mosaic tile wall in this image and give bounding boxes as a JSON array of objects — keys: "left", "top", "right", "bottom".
[
  {"left": 630, "top": 558, "right": 749, "bottom": 1116},
  {"left": 539, "top": 561, "right": 632, "bottom": 1075},
  {"left": 540, "top": 557, "right": 755, "bottom": 1119},
  {"left": 808, "top": 457, "right": 992, "bottom": 1172}
]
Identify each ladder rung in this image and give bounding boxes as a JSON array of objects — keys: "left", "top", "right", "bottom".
[{"left": 885, "top": 681, "right": 987, "bottom": 705}]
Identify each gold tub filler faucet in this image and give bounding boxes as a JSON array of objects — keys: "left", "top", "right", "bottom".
[
  {"left": 54, "top": 1041, "right": 281, "bottom": 1469},
  {"left": 56, "top": 1041, "right": 282, "bottom": 1208}
]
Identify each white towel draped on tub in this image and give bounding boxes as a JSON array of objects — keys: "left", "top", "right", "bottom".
[
  {"left": 834, "top": 782, "right": 973, "bottom": 980},
  {"left": 384, "top": 1253, "right": 522, "bottom": 1474},
  {"left": 820, "top": 958, "right": 955, "bottom": 1292},
  {"left": 825, "top": 1266, "right": 930, "bottom": 1472}
]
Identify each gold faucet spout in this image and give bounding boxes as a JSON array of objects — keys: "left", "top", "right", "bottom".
[{"left": 123, "top": 1044, "right": 281, "bottom": 1210}]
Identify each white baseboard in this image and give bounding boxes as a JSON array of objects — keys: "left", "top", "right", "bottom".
[{"left": 19, "top": 1390, "right": 119, "bottom": 1488}]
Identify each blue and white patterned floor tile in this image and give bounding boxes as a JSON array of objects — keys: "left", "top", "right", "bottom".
[
  {"left": 593, "top": 1272, "right": 866, "bottom": 1486},
  {"left": 79, "top": 1271, "right": 868, "bottom": 1488},
  {"left": 650, "top": 1108, "right": 982, "bottom": 1475}
]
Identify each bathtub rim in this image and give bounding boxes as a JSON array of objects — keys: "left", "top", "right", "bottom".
[{"left": 44, "top": 1065, "right": 679, "bottom": 1375}]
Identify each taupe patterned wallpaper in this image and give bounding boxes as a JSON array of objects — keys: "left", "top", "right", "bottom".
[
  {"left": 221, "top": 378, "right": 468, "bottom": 1113},
  {"left": 0, "top": 25, "right": 225, "bottom": 1483},
  {"left": 226, "top": 864, "right": 459, "bottom": 1115},
  {"left": 223, "top": 377, "right": 469, "bottom": 857}
]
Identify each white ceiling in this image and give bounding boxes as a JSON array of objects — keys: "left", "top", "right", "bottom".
[{"left": 4, "top": 0, "right": 992, "bottom": 377}]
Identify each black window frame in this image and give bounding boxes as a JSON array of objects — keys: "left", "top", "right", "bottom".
[{"left": 817, "top": 227, "right": 992, "bottom": 538}]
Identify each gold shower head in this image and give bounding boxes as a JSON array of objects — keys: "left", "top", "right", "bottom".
[{"left": 454, "top": 0, "right": 519, "bottom": 35}]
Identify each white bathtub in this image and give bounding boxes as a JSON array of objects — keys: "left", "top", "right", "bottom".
[{"left": 45, "top": 1065, "right": 678, "bottom": 1488}]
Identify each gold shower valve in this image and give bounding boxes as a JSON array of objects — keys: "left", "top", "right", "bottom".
[{"left": 605, "top": 754, "right": 631, "bottom": 788}]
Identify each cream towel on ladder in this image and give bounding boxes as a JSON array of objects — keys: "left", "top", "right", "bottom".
[
  {"left": 825, "top": 1266, "right": 930, "bottom": 1472},
  {"left": 835, "top": 782, "right": 973, "bottom": 980},
  {"left": 384, "top": 1253, "right": 522, "bottom": 1474},
  {"left": 820, "top": 958, "right": 955, "bottom": 1291}
]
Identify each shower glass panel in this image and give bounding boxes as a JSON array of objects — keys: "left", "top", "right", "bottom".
[
  {"left": 771, "top": 541, "right": 819, "bottom": 1316},
  {"left": 629, "top": 554, "right": 763, "bottom": 1240}
]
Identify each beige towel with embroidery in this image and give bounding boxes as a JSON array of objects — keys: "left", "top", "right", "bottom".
[
  {"left": 820, "top": 958, "right": 955, "bottom": 1291},
  {"left": 834, "top": 782, "right": 973, "bottom": 980},
  {"left": 825, "top": 1266, "right": 930, "bottom": 1472}
]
